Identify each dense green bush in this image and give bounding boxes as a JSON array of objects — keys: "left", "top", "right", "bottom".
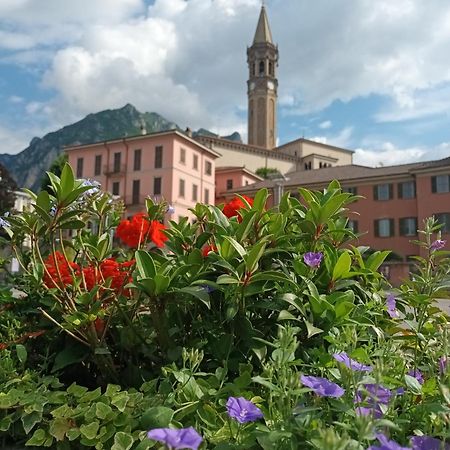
[{"left": 0, "top": 164, "right": 448, "bottom": 449}]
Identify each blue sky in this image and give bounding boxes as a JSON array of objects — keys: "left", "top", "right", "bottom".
[{"left": 1, "top": 0, "right": 450, "bottom": 167}]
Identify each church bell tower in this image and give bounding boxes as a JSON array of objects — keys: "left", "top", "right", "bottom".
[{"left": 247, "top": 5, "right": 278, "bottom": 149}]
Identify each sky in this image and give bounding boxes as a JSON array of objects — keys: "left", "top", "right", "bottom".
[{"left": 1, "top": 0, "right": 450, "bottom": 167}]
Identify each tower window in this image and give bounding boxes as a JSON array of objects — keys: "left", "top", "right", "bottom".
[
  {"left": 259, "top": 61, "right": 265, "bottom": 75},
  {"left": 252, "top": 62, "right": 256, "bottom": 76},
  {"left": 269, "top": 62, "right": 273, "bottom": 76}
]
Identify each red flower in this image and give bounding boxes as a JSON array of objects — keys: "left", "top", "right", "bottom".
[
  {"left": 222, "top": 195, "right": 254, "bottom": 222},
  {"left": 202, "top": 244, "right": 217, "bottom": 257},
  {"left": 116, "top": 213, "right": 168, "bottom": 248},
  {"left": 43, "top": 251, "right": 80, "bottom": 288}
]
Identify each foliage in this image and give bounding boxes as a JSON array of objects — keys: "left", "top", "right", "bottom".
[
  {"left": 255, "top": 167, "right": 283, "bottom": 179},
  {"left": 40, "top": 153, "right": 68, "bottom": 193},
  {"left": 0, "top": 162, "right": 18, "bottom": 215},
  {"left": 0, "top": 164, "right": 449, "bottom": 449}
]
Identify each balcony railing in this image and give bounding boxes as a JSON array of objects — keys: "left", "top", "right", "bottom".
[{"left": 103, "top": 163, "right": 127, "bottom": 175}]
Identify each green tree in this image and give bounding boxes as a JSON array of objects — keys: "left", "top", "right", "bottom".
[
  {"left": 0, "top": 163, "right": 18, "bottom": 215},
  {"left": 255, "top": 167, "right": 283, "bottom": 179},
  {"left": 40, "top": 153, "right": 68, "bottom": 193}
]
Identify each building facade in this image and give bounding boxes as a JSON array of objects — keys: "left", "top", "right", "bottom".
[{"left": 66, "top": 130, "right": 219, "bottom": 221}]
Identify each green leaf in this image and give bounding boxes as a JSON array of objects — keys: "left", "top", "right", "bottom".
[
  {"left": 154, "top": 274, "right": 170, "bottom": 295},
  {"left": 95, "top": 402, "right": 113, "bottom": 420},
  {"left": 277, "top": 310, "right": 300, "bottom": 321},
  {"left": 404, "top": 374, "right": 422, "bottom": 395},
  {"left": 178, "top": 286, "right": 211, "bottom": 309},
  {"left": 135, "top": 250, "right": 156, "bottom": 279},
  {"left": 16, "top": 344, "right": 27, "bottom": 364},
  {"left": 140, "top": 406, "right": 174, "bottom": 429},
  {"left": 60, "top": 163, "right": 75, "bottom": 199},
  {"left": 252, "top": 188, "right": 268, "bottom": 211},
  {"left": 111, "top": 393, "right": 129, "bottom": 412},
  {"left": 332, "top": 251, "right": 351, "bottom": 281},
  {"left": 245, "top": 241, "right": 266, "bottom": 273},
  {"left": 26, "top": 428, "right": 47, "bottom": 446},
  {"left": 21, "top": 411, "right": 41, "bottom": 434},
  {"left": 52, "top": 345, "right": 88, "bottom": 372},
  {"left": 304, "top": 320, "right": 324, "bottom": 338},
  {"left": 222, "top": 236, "right": 246, "bottom": 258},
  {"left": 49, "top": 418, "right": 72, "bottom": 441},
  {"left": 111, "top": 432, "right": 134, "bottom": 450},
  {"left": 79, "top": 421, "right": 99, "bottom": 440}
]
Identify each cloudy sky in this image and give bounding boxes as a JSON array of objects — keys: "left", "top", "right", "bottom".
[{"left": 1, "top": 0, "right": 450, "bottom": 166}]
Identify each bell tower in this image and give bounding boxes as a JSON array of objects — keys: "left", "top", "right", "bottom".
[{"left": 247, "top": 5, "right": 278, "bottom": 149}]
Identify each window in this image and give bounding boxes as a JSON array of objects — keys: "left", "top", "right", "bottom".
[
  {"left": 374, "top": 218, "right": 394, "bottom": 237},
  {"left": 154, "top": 177, "right": 162, "bottom": 196},
  {"left": 434, "top": 213, "right": 450, "bottom": 233},
  {"left": 205, "top": 160, "right": 212, "bottom": 176},
  {"left": 112, "top": 181, "right": 120, "bottom": 196},
  {"left": 348, "top": 220, "right": 359, "bottom": 233},
  {"left": 179, "top": 179, "right": 185, "bottom": 198},
  {"left": 113, "top": 152, "right": 121, "bottom": 173},
  {"left": 134, "top": 149, "right": 141, "bottom": 171},
  {"left": 193, "top": 154, "right": 198, "bottom": 170},
  {"left": 180, "top": 147, "right": 186, "bottom": 164},
  {"left": 399, "top": 217, "right": 417, "bottom": 236},
  {"left": 204, "top": 188, "right": 209, "bottom": 204},
  {"left": 343, "top": 186, "right": 358, "bottom": 195},
  {"left": 192, "top": 184, "right": 198, "bottom": 201},
  {"left": 76, "top": 157, "right": 84, "bottom": 178},
  {"left": 431, "top": 175, "right": 450, "bottom": 193},
  {"left": 374, "top": 184, "right": 393, "bottom": 201},
  {"left": 259, "top": 60, "right": 265, "bottom": 75},
  {"left": 304, "top": 161, "right": 312, "bottom": 170},
  {"left": 155, "top": 146, "right": 163, "bottom": 168},
  {"left": 132, "top": 180, "right": 140, "bottom": 204},
  {"left": 398, "top": 181, "right": 416, "bottom": 199},
  {"left": 94, "top": 155, "right": 102, "bottom": 176},
  {"left": 226, "top": 179, "right": 233, "bottom": 190}
]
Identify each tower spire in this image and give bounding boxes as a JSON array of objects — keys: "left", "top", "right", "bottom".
[{"left": 253, "top": 4, "right": 273, "bottom": 44}]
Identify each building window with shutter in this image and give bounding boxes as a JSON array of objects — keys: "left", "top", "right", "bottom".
[
  {"left": 192, "top": 184, "right": 198, "bottom": 201},
  {"left": 343, "top": 186, "right": 358, "bottom": 195},
  {"left": 112, "top": 181, "right": 120, "bottom": 196},
  {"left": 399, "top": 217, "right": 417, "bottom": 236},
  {"left": 94, "top": 155, "right": 102, "bottom": 176},
  {"left": 226, "top": 179, "right": 233, "bottom": 190},
  {"left": 155, "top": 146, "right": 163, "bottom": 168},
  {"left": 398, "top": 181, "right": 416, "bottom": 199},
  {"left": 179, "top": 179, "right": 185, "bottom": 198},
  {"left": 154, "top": 177, "right": 162, "bottom": 196},
  {"left": 113, "top": 152, "right": 121, "bottom": 173},
  {"left": 180, "top": 148, "right": 186, "bottom": 164},
  {"left": 205, "top": 160, "right": 212, "bottom": 176},
  {"left": 76, "top": 157, "right": 84, "bottom": 178},
  {"left": 374, "top": 184, "right": 393, "bottom": 201},
  {"left": 132, "top": 180, "right": 140, "bottom": 204},
  {"left": 348, "top": 220, "right": 359, "bottom": 233},
  {"left": 193, "top": 154, "right": 198, "bottom": 170},
  {"left": 431, "top": 175, "right": 450, "bottom": 193},
  {"left": 374, "top": 218, "right": 394, "bottom": 237},
  {"left": 434, "top": 212, "right": 450, "bottom": 232},
  {"left": 134, "top": 149, "right": 141, "bottom": 171},
  {"left": 204, "top": 188, "right": 209, "bottom": 204}
]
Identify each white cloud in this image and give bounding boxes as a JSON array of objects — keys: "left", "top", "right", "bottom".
[
  {"left": 354, "top": 141, "right": 450, "bottom": 167},
  {"left": 310, "top": 126, "right": 353, "bottom": 149},
  {"left": 8, "top": 95, "right": 23, "bottom": 103},
  {"left": 0, "top": 125, "right": 34, "bottom": 155},
  {"left": 319, "top": 120, "right": 332, "bottom": 129}
]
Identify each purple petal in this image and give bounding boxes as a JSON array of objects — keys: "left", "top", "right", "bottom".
[
  {"left": 355, "top": 384, "right": 392, "bottom": 406},
  {"left": 439, "top": 356, "right": 448, "bottom": 376},
  {"left": 303, "top": 252, "right": 323, "bottom": 268},
  {"left": 356, "top": 405, "right": 383, "bottom": 419},
  {"left": 386, "top": 294, "right": 400, "bottom": 318},
  {"left": 226, "top": 396, "right": 264, "bottom": 423},
  {"left": 333, "top": 352, "right": 373, "bottom": 372},
  {"left": 407, "top": 369, "right": 424, "bottom": 385},
  {"left": 300, "top": 375, "right": 345, "bottom": 398},
  {"left": 410, "top": 436, "right": 450, "bottom": 450},
  {"left": 147, "top": 427, "right": 203, "bottom": 450},
  {"left": 368, "top": 433, "right": 411, "bottom": 450},
  {"left": 430, "top": 239, "right": 446, "bottom": 251}
]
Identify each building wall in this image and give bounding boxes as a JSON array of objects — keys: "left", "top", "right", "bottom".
[{"left": 67, "top": 133, "right": 216, "bottom": 222}]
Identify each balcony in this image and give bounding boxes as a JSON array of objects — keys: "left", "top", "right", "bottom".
[{"left": 103, "top": 163, "right": 127, "bottom": 175}]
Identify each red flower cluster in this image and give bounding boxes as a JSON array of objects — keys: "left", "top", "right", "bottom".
[
  {"left": 116, "top": 213, "right": 168, "bottom": 248},
  {"left": 222, "top": 195, "right": 254, "bottom": 222},
  {"left": 43, "top": 252, "right": 134, "bottom": 297},
  {"left": 43, "top": 251, "right": 80, "bottom": 288},
  {"left": 202, "top": 244, "right": 218, "bottom": 257}
]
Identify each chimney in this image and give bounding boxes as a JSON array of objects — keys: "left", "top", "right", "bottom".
[
  {"left": 185, "top": 127, "right": 192, "bottom": 138},
  {"left": 140, "top": 123, "right": 147, "bottom": 135}
]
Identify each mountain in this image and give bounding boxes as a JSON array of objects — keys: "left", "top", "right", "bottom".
[
  {"left": 0, "top": 104, "right": 178, "bottom": 192},
  {"left": 0, "top": 104, "right": 242, "bottom": 192},
  {"left": 195, "top": 128, "right": 242, "bottom": 143}
]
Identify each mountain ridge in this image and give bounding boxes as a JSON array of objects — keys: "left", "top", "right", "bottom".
[{"left": 0, "top": 104, "right": 241, "bottom": 191}]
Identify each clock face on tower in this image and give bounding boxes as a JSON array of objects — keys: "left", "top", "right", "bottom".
[
  {"left": 250, "top": 82, "right": 255, "bottom": 91},
  {"left": 267, "top": 81, "right": 275, "bottom": 90}
]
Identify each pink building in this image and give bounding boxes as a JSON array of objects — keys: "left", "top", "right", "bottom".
[{"left": 66, "top": 130, "right": 220, "bottom": 221}]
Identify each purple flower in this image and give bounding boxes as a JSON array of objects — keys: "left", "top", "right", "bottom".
[
  {"left": 333, "top": 352, "right": 373, "bottom": 372},
  {"left": 407, "top": 369, "right": 424, "bottom": 385},
  {"left": 439, "top": 356, "right": 448, "bottom": 375},
  {"left": 300, "top": 375, "right": 345, "bottom": 398},
  {"left": 226, "top": 397, "right": 264, "bottom": 423},
  {"left": 356, "top": 405, "right": 383, "bottom": 419},
  {"left": 386, "top": 294, "right": 400, "bottom": 319},
  {"left": 0, "top": 217, "right": 10, "bottom": 228},
  {"left": 303, "top": 252, "right": 323, "bottom": 268},
  {"left": 410, "top": 436, "right": 450, "bottom": 450},
  {"left": 81, "top": 179, "right": 101, "bottom": 196},
  {"left": 356, "top": 384, "right": 392, "bottom": 406},
  {"left": 368, "top": 433, "right": 411, "bottom": 450},
  {"left": 167, "top": 205, "right": 176, "bottom": 214},
  {"left": 430, "top": 239, "right": 446, "bottom": 251},
  {"left": 147, "top": 427, "right": 203, "bottom": 450}
]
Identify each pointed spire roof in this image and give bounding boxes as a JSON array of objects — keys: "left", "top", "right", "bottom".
[{"left": 253, "top": 6, "right": 273, "bottom": 44}]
